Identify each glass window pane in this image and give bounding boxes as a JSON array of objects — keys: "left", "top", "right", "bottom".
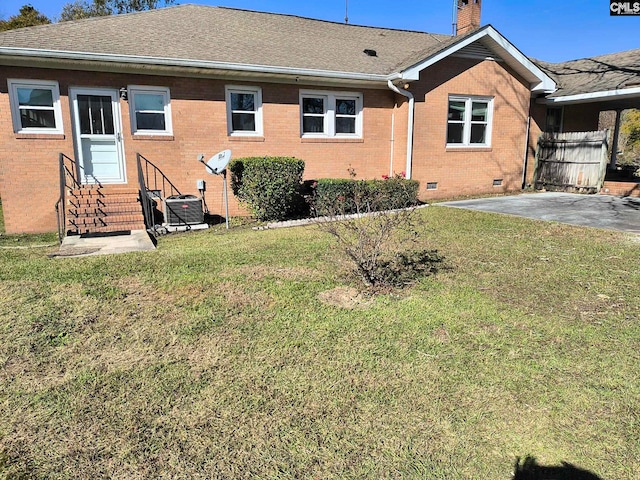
[
  {"left": 232, "top": 112, "right": 256, "bottom": 131},
  {"left": 336, "top": 117, "right": 355, "bottom": 134},
  {"left": 336, "top": 99, "right": 356, "bottom": 115},
  {"left": 470, "top": 124, "right": 486, "bottom": 143},
  {"left": 447, "top": 123, "right": 464, "bottom": 144},
  {"left": 231, "top": 93, "right": 255, "bottom": 112},
  {"left": 448, "top": 101, "right": 465, "bottom": 121},
  {"left": 77, "top": 95, "right": 114, "bottom": 135},
  {"left": 135, "top": 93, "right": 164, "bottom": 112},
  {"left": 471, "top": 102, "right": 488, "bottom": 121},
  {"left": 136, "top": 112, "right": 166, "bottom": 131},
  {"left": 303, "top": 116, "right": 324, "bottom": 133},
  {"left": 303, "top": 97, "right": 324, "bottom": 114},
  {"left": 20, "top": 109, "right": 55, "bottom": 128},
  {"left": 77, "top": 95, "right": 91, "bottom": 134},
  {"left": 17, "top": 87, "right": 53, "bottom": 107}
]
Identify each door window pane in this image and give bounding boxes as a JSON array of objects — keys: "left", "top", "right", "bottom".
[{"left": 78, "top": 95, "right": 114, "bottom": 135}]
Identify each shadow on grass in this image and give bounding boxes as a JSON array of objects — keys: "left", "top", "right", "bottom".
[{"left": 513, "top": 456, "right": 602, "bottom": 480}]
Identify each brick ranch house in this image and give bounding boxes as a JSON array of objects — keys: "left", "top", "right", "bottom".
[{"left": 0, "top": 1, "right": 638, "bottom": 234}]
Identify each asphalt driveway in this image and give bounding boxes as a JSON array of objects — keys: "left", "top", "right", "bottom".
[{"left": 438, "top": 192, "right": 640, "bottom": 234}]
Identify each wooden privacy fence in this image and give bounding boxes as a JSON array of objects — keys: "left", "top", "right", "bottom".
[{"left": 534, "top": 130, "right": 609, "bottom": 193}]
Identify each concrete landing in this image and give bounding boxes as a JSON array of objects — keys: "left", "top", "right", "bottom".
[{"left": 52, "top": 230, "right": 156, "bottom": 258}]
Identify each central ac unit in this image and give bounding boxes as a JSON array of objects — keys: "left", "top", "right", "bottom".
[{"left": 164, "top": 195, "right": 204, "bottom": 225}]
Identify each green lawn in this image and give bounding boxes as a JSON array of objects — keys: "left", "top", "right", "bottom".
[{"left": 0, "top": 207, "right": 638, "bottom": 479}]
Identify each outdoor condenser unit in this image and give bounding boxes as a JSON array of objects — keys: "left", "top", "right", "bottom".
[{"left": 164, "top": 194, "right": 204, "bottom": 225}]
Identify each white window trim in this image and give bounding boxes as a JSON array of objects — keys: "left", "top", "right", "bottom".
[
  {"left": 225, "top": 85, "right": 263, "bottom": 137},
  {"left": 128, "top": 85, "right": 173, "bottom": 136},
  {"left": 8, "top": 79, "right": 64, "bottom": 134},
  {"left": 299, "top": 90, "right": 363, "bottom": 138},
  {"left": 446, "top": 95, "right": 493, "bottom": 148}
]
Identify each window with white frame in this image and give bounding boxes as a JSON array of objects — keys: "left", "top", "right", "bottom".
[
  {"left": 128, "top": 86, "right": 172, "bottom": 135},
  {"left": 446, "top": 96, "right": 493, "bottom": 147},
  {"left": 300, "top": 90, "right": 362, "bottom": 138},
  {"left": 8, "top": 79, "right": 64, "bottom": 134},
  {"left": 225, "top": 86, "right": 263, "bottom": 136}
]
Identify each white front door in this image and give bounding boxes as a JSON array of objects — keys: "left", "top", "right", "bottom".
[{"left": 70, "top": 88, "right": 126, "bottom": 184}]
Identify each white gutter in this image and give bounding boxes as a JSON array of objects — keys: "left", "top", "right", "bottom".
[
  {"left": 387, "top": 80, "right": 414, "bottom": 179},
  {"left": 540, "top": 86, "right": 640, "bottom": 105},
  {"left": 0, "top": 47, "right": 394, "bottom": 84}
]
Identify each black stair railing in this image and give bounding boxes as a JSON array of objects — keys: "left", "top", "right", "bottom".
[
  {"left": 136, "top": 153, "right": 182, "bottom": 233},
  {"left": 55, "top": 153, "right": 83, "bottom": 244}
]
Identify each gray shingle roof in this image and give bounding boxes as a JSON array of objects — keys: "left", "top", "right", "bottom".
[
  {"left": 0, "top": 4, "right": 455, "bottom": 76},
  {"left": 535, "top": 48, "right": 640, "bottom": 98}
]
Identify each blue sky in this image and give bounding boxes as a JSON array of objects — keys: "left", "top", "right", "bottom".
[{"left": 0, "top": 0, "right": 637, "bottom": 62}]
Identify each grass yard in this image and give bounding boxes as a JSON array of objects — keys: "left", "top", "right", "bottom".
[{"left": 0, "top": 207, "right": 638, "bottom": 479}]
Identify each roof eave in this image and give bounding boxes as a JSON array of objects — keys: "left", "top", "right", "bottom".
[
  {"left": 0, "top": 47, "right": 393, "bottom": 86},
  {"left": 540, "top": 86, "right": 640, "bottom": 105},
  {"left": 398, "top": 25, "right": 556, "bottom": 94}
]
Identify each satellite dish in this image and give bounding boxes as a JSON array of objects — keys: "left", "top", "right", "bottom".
[{"left": 206, "top": 149, "right": 232, "bottom": 175}]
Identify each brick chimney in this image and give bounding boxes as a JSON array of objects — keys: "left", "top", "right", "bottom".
[{"left": 456, "top": 0, "right": 481, "bottom": 36}]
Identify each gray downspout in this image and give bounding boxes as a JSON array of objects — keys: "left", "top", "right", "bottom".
[
  {"left": 387, "top": 80, "right": 415, "bottom": 179},
  {"left": 522, "top": 114, "right": 531, "bottom": 189}
]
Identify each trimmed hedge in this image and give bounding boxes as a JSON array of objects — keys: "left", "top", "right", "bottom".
[
  {"left": 314, "top": 178, "right": 419, "bottom": 216},
  {"left": 229, "top": 156, "right": 305, "bottom": 221}
]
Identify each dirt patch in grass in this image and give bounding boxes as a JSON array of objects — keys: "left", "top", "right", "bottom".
[{"left": 317, "top": 286, "right": 373, "bottom": 309}]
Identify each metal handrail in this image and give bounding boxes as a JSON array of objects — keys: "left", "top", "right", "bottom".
[
  {"left": 136, "top": 153, "right": 182, "bottom": 234},
  {"left": 55, "top": 153, "right": 82, "bottom": 244}
]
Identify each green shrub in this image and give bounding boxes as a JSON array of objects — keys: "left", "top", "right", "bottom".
[
  {"left": 229, "top": 157, "right": 305, "bottom": 221},
  {"left": 314, "top": 178, "right": 419, "bottom": 216}
]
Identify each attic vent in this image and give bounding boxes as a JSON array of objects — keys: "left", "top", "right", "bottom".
[
  {"left": 363, "top": 49, "right": 377, "bottom": 57},
  {"left": 452, "top": 42, "right": 500, "bottom": 61}
]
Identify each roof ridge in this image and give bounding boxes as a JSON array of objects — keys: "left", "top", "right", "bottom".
[
  {"left": 542, "top": 46, "right": 640, "bottom": 66},
  {"left": 214, "top": 5, "right": 453, "bottom": 37}
]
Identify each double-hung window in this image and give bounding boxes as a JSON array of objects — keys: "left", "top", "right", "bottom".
[
  {"left": 446, "top": 96, "right": 493, "bottom": 147},
  {"left": 225, "top": 86, "right": 263, "bottom": 136},
  {"left": 128, "top": 85, "right": 172, "bottom": 135},
  {"left": 300, "top": 90, "right": 362, "bottom": 138},
  {"left": 8, "top": 79, "right": 64, "bottom": 134}
]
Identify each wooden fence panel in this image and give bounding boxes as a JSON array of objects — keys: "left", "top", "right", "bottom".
[{"left": 534, "top": 130, "right": 609, "bottom": 193}]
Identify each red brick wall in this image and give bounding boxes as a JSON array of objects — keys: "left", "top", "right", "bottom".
[
  {"left": 409, "top": 56, "right": 531, "bottom": 200},
  {"left": 0, "top": 59, "right": 539, "bottom": 234},
  {"left": 0, "top": 67, "right": 397, "bottom": 233}
]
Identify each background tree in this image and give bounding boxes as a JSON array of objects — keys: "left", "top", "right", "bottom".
[
  {"left": 59, "top": 0, "right": 174, "bottom": 20},
  {"left": 0, "top": 4, "right": 51, "bottom": 31},
  {"left": 620, "top": 109, "right": 640, "bottom": 167}
]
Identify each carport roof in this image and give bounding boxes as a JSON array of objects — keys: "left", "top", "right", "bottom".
[{"left": 535, "top": 48, "right": 640, "bottom": 107}]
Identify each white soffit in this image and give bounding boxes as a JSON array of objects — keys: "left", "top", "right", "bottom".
[{"left": 400, "top": 26, "right": 556, "bottom": 93}]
